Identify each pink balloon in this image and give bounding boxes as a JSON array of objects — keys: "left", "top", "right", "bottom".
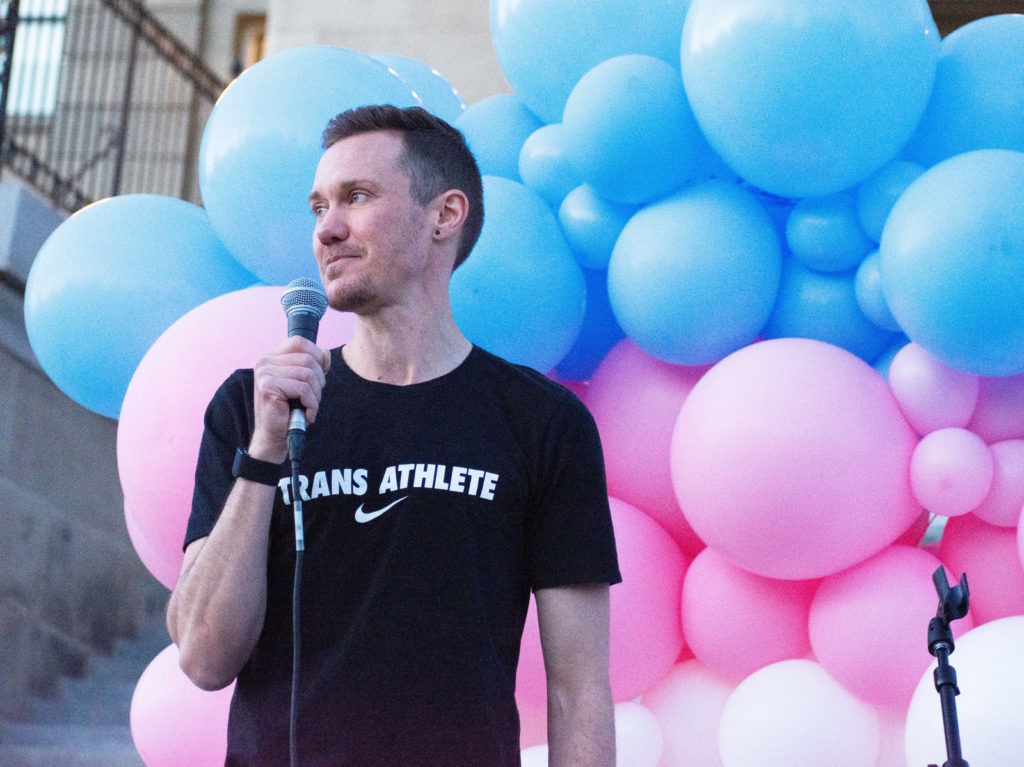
[
  {"left": 974, "top": 439, "right": 1024, "bottom": 527},
  {"left": 910, "top": 428, "right": 994, "bottom": 517},
  {"left": 939, "top": 514, "right": 1024, "bottom": 624},
  {"left": 130, "top": 644, "right": 234, "bottom": 767},
  {"left": 118, "top": 286, "right": 356, "bottom": 588},
  {"left": 809, "top": 545, "right": 973, "bottom": 712},
  {"left": 718, "top": 659, "right": 880, "bottom": 767},
  {"left": 644, "top": 660, "right": 734, "bottom": 767},
  {"left": 682, "top": 547, "right": 816, "bottom": 681},
  {"left": 887, "top": 342, "right": 979, "bottom": 435},
  {"left": 586, "top": 339, "right": 708, "bottom": 557},
  {"left": 516, "top": 497, "right": 687, "bottom": 706},
  {"left": 968, "top": 373, "right": 1024, "bottom": 442},
  {"left": 672, "top": 338, "right": 921, "bottom": 580}
]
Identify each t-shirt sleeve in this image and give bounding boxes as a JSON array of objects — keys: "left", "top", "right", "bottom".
[
  {"left": 526, "top": 391, "right": 622, "bottom": 591},
  {"left": 184, "top": 369, "right": 256, "bottom": 549}
]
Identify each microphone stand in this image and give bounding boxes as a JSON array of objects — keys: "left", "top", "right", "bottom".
[{"left": 926, "top": 567, "right": 970, "bottom": 767}]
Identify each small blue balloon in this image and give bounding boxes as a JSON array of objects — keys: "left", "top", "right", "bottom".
[
  {"left": 903, "top": 14, "right": 1024, "bottom": 167},
  {"left": 370, "top": 53, "right": 466, "bottom": 123},
  {"left": 855, "top": 160, "right": 925, "bottom": 243},
  {"left": 199, "top": 46, "right": 418, "bottom": 285},
  {"left": 491, "top": 0, "right": 692, "bottom": 123},
  {"left": 786, "top": 193, "right": 874, "bottom": 273},
  {"left": 608, "top": 180, "right": 781, "bottom": 365},
  {"left": 880, "top": 149, "right": 1024, "bottom": 376},
  {"left": 558, "top": 185, "right": 637, "bottom": 270},
  {"left": 762, "top": 257, "right": 895, "bottom": 363},
  {"left": 854, "top": 250, "right": 903, "bottom": 333},
  {"left": 681, "top": 0, "right": 939, "bottom": 197},
  {"left": 554, "top": 267, "right": 625, "bottom": 382},
  {"left": 455, "top": 94, "right": 543, "bottom": 182},
  {"left": 518, "top": 124, "right": 581, "bottom": 208},
  {"left": 23, "top": 195, "right": 256, "bottom": 418},
  {"left": 562, "top": 55, "right": 702, "bottom": 205},
  {"left": 451, "top": 176, "right": 586, "bottom": 372}
]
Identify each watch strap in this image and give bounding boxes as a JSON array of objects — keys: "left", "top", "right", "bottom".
[{"left": 232, "top": 447, "right": 283, "bottom": 486}]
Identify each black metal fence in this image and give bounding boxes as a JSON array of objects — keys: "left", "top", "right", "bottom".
[{"left": 0, "top": 0, "right": 226, "bottom": 213}]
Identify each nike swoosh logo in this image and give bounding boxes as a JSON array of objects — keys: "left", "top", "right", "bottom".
[{"left": 354, "top": 496, "right": 408, "bottom": 524}]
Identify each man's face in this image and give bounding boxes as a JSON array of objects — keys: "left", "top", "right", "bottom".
[{"left": 308, "top": 131, "right": 436, "bottom": 314}]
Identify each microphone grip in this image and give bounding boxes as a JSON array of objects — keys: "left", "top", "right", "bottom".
[{"left": 288, "top": 313, "right": 320, "bottom": 343}]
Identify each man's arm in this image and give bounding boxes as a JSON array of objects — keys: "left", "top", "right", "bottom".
[{"left": 536, "top": 583, "right": 615, "bottom": 767}]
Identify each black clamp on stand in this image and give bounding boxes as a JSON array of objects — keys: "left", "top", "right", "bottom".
[{"left": 926, "top": 567, "right": 970, "bottom": 767}]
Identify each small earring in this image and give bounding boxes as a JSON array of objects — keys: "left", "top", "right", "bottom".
[{"left": 434, "top": 228, "right": 441, "bottom": 236}]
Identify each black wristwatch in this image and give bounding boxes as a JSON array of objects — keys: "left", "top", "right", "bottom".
[{"left": 232, "top": 447, "right": 283, "bottom": 486}]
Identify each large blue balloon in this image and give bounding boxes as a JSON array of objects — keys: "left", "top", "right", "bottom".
[
  {"left": 491, "top": 0, "right": 691, "bottom": 124},
  {"left": 23, "top": 195, "right": 256, "bottom": 418},
  {"left": 761, "top": 257, "right": 896, "bottom": 363},
  {"left": 451, "top": 176, "right": 586, "bottom": 372},
  {"left": 608, "top": 180, "right": 781, "bottom": 365},
  {"left": 456, "top": 94, "right": 543, "bottom": 182},
  {"left": 370, "top": 53, "right": 466, "bottom": 124},
  {"left": 199, "top": 47, "right": 418, "bottom": 285},
  {"left": 562, "top": 55, "right": 703, "bottom": 205},
  {"left": 880, "top": 149, "right": 1024, "bottom": 376},
  {"left": 902, "top": 14, "right": 1024, "bottom": 167},
  {"left": 555, "top": 267, "right": 625, "bottom": 382},
  {"left": 681, "top": 0, "right": 939, "bottom": 198}
]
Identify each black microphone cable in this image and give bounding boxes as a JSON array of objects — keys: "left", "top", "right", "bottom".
[{"left": 280, "top": 278, "right": 328, "bottom": 767}]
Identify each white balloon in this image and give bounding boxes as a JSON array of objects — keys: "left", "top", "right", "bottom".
[
  {"left": 644, "top": 660, "right": 734, "bottom": 767},
  {"left": 520, "top": 744, "right": 549, "bottom": 767},
  {"left": 615, "top": 701, "right": 663, "bottom": 767},
  {"left": 905, "top": 616, "right": 1024, "bottom": 767}
]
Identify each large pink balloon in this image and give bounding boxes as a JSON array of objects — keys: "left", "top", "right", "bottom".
[
  {"left": 887, "top": 342, "right": 980, "bottom": 435},
  {"left": 672, "top": 338, "right": 921, "bottom": 579},
  {"left": 586, "top": 339, "right": 708, "bottom": 557},
  {"left": 682, "top": 547, "right": 816, "bottom": 681},
  {"left": 974, "top": 440, "right": 1024, "bottom": 528},
  {"left": 118, "top": 286, "right": 356, "bottom": 588},
  {"left": 910, "top": 428, "right": 994, "bottom": 518},
  {"left": 809, "top": 545, "right": 973, "bottom": 712},
  {"left": 939, "top": 514, "right": 1024, "bottom": 624},
  {"left": 517, "top": 497, "right": 687, "bottom": 705},
  {"left": 130, "top": 644, "right": 234, "bottom": 767}
]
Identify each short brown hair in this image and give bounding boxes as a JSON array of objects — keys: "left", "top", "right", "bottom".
[{"left": 322, "top": 105, "right": 484, "bottom": 269}]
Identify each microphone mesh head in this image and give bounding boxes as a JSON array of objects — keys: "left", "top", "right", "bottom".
[{"left": 281, "top": 277, "right": 328, "bottom": 319}]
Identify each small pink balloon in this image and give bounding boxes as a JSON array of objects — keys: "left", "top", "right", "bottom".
[
  {"left": 809, "top": 545, "right": 973, "bottom": 712},
  {"left": 672, "top": 338, "right": 921, "bottom": 580},
  {"left": 587, "top": 339, "right": 708, "bottom": 557},
  {"left": 974, "top": 439, "right": 1024, "bottom": 527},
  {"left": 939, "top": 514, "right": 1024, "bottom": 624},
  {"left": 910, "top": 428, "right": 994, "bottom": 517},
  {"left": 516, "top": 497, "right": 687, "bottom": 706},
  {"left": 968, "top": 373, "right": 1024, "bottom": 442},
  {"left": 118, "top": 286, "right": 356, "bottom": 588},
  {"left": 130, "top": 644, "right": 234, "bottom": 767},
  {"left": 682, "top": 547, "right": 816, "bottom": 681},
  {"left": 644, "top": 660, "right": 735, "bottom": 767},
  {"left": 887, "top": 342, "right": 980, "bottom": 435}
]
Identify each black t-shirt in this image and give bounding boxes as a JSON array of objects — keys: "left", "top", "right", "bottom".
[{"left": 187, "top": 346, "right": 621, "bottom": 766}]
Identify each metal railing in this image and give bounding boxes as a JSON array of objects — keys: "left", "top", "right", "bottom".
[{"left": 0, "top": 0, "right": 226, "bottom": 213}]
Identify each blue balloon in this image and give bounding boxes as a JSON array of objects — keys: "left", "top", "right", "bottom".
[
  {"left": 880, "top": 149, "right": 1024, "bottom": 376},
  {"left": 518, "top": 124, "right": 581, "bottom": 208},
  {"left": 903, "top": 14, "right": 1024, "bottom": 167},
  {"left": 23, "top": 195, "right": 256, "bottom": 418},
  {"left": 854, "top": 251, "right": 903, "bottom": 333},
  {"left": 761, "top": 257, "right": 896, "bottom": 363},
  {"left": 455, "top": 94, "right": 543, "bottom": 182},
  {"left": 491, "top": 0, "right": 691, "bottom": 123},
  {"left": 785, "top": 193, "right": 874, "bottom": 273},
  {"left": 554, "top": 267, "right": 626, "bottom": 382},
  {"left": 873, "top": 334, "right": 911, "bottom": 379},
  {"left": 450, "top": 176, "right": 586, "bottom": 372},
  {"left": 558, "top": 185, "right": 637, "bottom": 270},
  {"left": 681, "top": 0, "right": 939, "bottom": 198},
  {"left": 371, "top": 53, "right": 466, "bottom": 123},
  {"left": 608, "top": 180, "right": 781, "bottom": 365},
  {"left": 855, "top": 160, "right": 925, "bottom": 243},
  {"left": 562, "top": 55, "right": 703, "bottom": 205},
  {"left": 199, "top": 47, "right": 418, "bottom": 285}
]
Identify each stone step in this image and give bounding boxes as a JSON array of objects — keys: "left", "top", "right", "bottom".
[{"left": 0, "top": 722, "right": 144, "bottom": 767}]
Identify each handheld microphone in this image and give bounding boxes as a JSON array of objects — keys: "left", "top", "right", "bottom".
[{"left": 280, "top": 278, "right": 329, "bottom": 458}]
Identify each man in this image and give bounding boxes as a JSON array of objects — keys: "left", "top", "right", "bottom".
[{"left": 167, "top": 105, "right": 621, "bottom": 766}]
